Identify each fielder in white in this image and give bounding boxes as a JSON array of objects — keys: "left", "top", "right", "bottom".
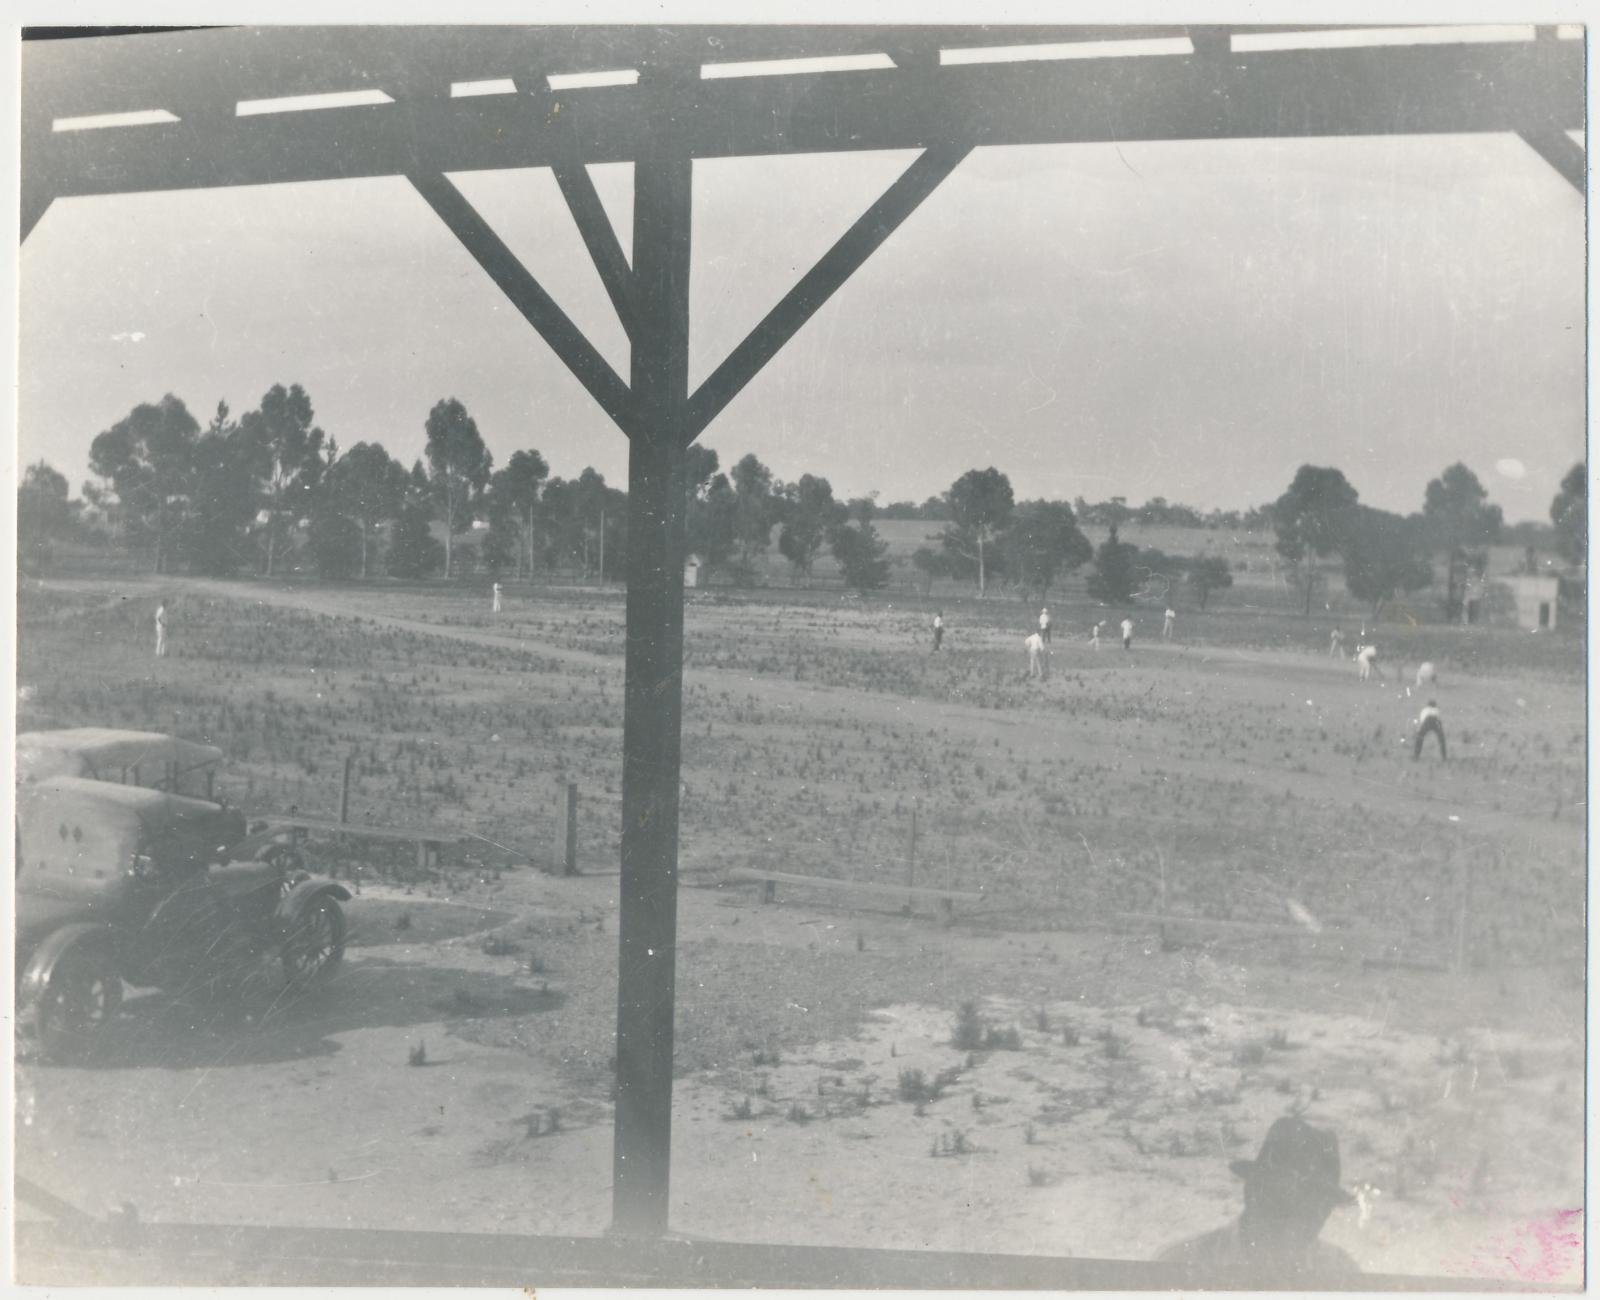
[
  {"left": 1162, "top": 608, "right": 1175, "bottom": 640},
  {"left": 492, "top": 581, "right": 502, "bottom": 614},
  {"left": 1356, "top": 644, "right": 1377, "bottom": 682},
  {"left": 154, "top": 601, "right": 168, "bottom": 658},
  {"left": 1090, "top": 621, "right": 1103, "bottom": 650},
  {"left": 1329, "top": 628, "right": 1345, "bottom": 659},
  {"left": 1120, "top": 617, "right": 1134, "bottom": 651},
  {"left": 1025, "top": 631, "right": 1047, "bottom": 679},
  {"left": 1415, "top": 661, "right": 1437, "bottom": 689},
  {"left": 1039, "top": 607, "right": 1052, "bottom": 643}
]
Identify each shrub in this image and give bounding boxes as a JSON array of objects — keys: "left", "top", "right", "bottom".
[
  {"left": 898, "top": 1068, "right": 930, "bottom": 1103},
  {"left": 984, "top": 1025, "right": 1023, "bottom": 1051},
  {"left": 952, "top": 1001, "right": 986, "bottom": 1051}
]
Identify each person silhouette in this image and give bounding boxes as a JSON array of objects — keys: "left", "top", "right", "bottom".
[{"left": 1158, "top": 1116, "right": 1360, "bottom": 1284}]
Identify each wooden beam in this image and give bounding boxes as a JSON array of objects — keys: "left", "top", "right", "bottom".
[
  {"left": 684, "top": 143, "right": 969, "bottom": 441},
  {"left": 407, "top": 171, "right": 638, "bottom": 433},
  {"left": 553, "top": 161, "right": 639, "bottom": 341},
  {"left": 18, "top": 1216, "right": 1524, "bottom": 1290},
  {"left": 1517, "top": 125, "right": 1586, "bottom": 194},
  {"left": 21, "top": 38, "right": 1582, "bottom": 219},
  {"left": 611, "top": 134, "right": 692, "bottom": 1239}
]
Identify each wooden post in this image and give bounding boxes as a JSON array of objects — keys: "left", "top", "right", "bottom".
[
  {"left": 611, "top": 119, "right": 691, "bottom": 1240},
  {"left": 907, "top": 805, "right": 918, "bottom": 916},
  {"left": 1157, "top": 847, "right": 1172, "bottom": 950},
  {"left": 554, "top": 779, "right": 578, "bottom": 876},
  {"left": 1454, "top": 849, "right": 1472, "bottom": 975},
  {"left": 340, "top": 753, "right": 353, "bottom": 824}
]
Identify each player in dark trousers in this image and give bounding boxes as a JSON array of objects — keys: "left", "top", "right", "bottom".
[
  {"left": 932, "top": 611, "right": 945, "bottom": 652},
  {"left": 1413, "top": 700, "right": 1446, "bottom": 760}
]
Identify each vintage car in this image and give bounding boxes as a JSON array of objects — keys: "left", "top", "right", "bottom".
[{"left": 15, "top": 730, "right": 351, "bottom": 1061}]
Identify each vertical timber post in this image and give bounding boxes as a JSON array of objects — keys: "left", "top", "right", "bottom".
[
  {"left": 611, "top": 117, "right": 692, "bottom": 1238},
  {"left": 340, "top": 753, "right": 353, "bottom": 824},
  {"left": 907, "top": 804, "right": 918, "bottom": 915},
  {"left": 554, "top": 779, "right": 578, "bottom": 876}
]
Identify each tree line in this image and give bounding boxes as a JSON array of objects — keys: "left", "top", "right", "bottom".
[
  {"left": 19, "top": 387, "right": 627, "bottom": 583},
  {"left": 1269, "top": 459, "right": 1586, "bottom": 621},
  {"left": 19, "top": 385, "right": 1585, "bottom": 617}
]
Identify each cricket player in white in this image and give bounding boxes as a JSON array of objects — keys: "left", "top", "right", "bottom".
[
  {"left": 1039, "top": 607, "right": 1051, "bottom": 643},
  {"left": 154, "top": 601, "right": 167, "bottom": 658},
  {"left": 492, "top": 582, "right": 502, "bottom": 614},
  {"left": 1090, "top": 621, "right": 1103, "bottom": 650},
  {"left": 1025, "top": 631, "right": 1047, "bottom": 679},
  {"left": 1120, "top": 617, "right": 1134, "bottom": 650},
  {"left": 1415, "top": 661, "right": 1436, "bottom": 689},
  {"left": 1162, "top": 608, "right": 1175, "bottom": 640},
  {"left": 1329, "top": 628, "right": 1345, "bottom": 658},
  {"left": 1356, "top": 644, "right": 1377, "bottom": 681}
]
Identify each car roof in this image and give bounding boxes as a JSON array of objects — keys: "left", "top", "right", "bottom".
[
  {"left": 18, "top": 775, "right": 227, "bottom": 829},
  {"left": 16, "top": 729, "right": 224, "bottom": 783}
]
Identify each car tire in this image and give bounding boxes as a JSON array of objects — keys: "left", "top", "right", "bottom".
[
  {"left": 37, "top": 941, "right": 123, "bottom": 1064},
  {"left": 282, "top": 895, "right": 346, "bottom": 990}
]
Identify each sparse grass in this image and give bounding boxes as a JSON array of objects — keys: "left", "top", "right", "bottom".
[
  {"left": 481, "top": 933, "right": 519, "bottom": 956},
  {"left": 1027, "top": 1164, "right": 1051, "bottom": 1187},
  {"left": 728, "top": 1096, "right": 754, "bottom": 1121}
]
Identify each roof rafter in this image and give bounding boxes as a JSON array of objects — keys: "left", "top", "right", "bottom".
[{"left": 407, "top": 169, "right": 637, "bottom": 434}]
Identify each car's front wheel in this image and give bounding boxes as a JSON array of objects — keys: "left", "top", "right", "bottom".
[
  {"left": 37, "top": 941, "right": 123, "bottom": 1063},
  {"left": 282, "top": 896, "right": 346, "bottom": 990}
]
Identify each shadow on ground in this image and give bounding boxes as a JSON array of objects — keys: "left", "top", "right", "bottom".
[{"left": 28, "top": 956, "right": 563, "bottom": 1071}]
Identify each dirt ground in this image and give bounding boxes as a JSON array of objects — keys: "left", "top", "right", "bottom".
[{"left": 14, "top": 576, "right": 1586, "bottom": 1285}]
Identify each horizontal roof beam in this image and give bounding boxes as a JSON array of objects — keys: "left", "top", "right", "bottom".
[
  {"left": 24, "top": 37, "right": 1582, "bottom": 218},
  {"left": 23, "top": 25, "right": 1353, "bottom": 120}
]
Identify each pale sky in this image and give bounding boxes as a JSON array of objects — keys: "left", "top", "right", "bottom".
[{"left": 18, "top": 94, "right": 1584, "bottom": 520}]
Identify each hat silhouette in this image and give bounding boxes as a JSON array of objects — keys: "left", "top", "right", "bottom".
[{"left": 1229, "top": 1117, "right": 1354, "bottom": 1207}]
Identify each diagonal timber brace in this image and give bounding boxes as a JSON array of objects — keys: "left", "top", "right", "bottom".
[
  {"left": 408, "top": 170, "right": 638, "bottom": 433},
  {"left": 684, "top": 143, "right": 971, "bottom": 443},
  {"left": 553, "top": 162, "right": 641, "bottom": 342},
  {"left": 1517, "top": 126, "right": 1586, "bottom": 195}
]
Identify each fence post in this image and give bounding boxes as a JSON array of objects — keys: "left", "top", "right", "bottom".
[
  {"left": 340, "top": 753, "right": 354, "bottom": 824},
  {"left": 907, "top": 805, "right": 918, "bottom": 915},
  {"left": 553, "top": 779, "right": 578, "bottom": 876},
  {"left": 1453, "top": 849, "right": 1472, "bottom": 975}
]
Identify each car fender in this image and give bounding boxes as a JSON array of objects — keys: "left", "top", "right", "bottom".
[
  {"left": 18, "top": 922, "right": 119, "bottom": 1004},
  {"left": 275, "top": 878, "right": 352, "bottom": 928}
]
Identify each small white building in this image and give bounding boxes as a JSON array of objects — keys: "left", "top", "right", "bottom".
[
  {"left": 684, "top": 554, "right": 704, "bottom": 588},
  {"left": 1463, "top": 572, "right": 1561, "bottom": 630}
]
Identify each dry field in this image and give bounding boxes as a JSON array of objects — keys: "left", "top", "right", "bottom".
[{"left": 14, "top": 574, "right": 1586, "bottom": 1283}]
